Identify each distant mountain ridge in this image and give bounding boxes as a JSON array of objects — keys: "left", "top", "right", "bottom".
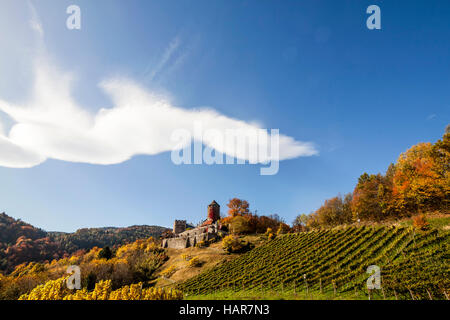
[
  {"left": 0, "top": 212, "right": 169, "bottom": 273},
  {"left": 48, "top": 225, "right": 170, "bottom": 253}
]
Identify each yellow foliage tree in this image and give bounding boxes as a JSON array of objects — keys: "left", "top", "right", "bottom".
[{"left": 19, "top": 278, "right": 182, "bottom": 300}]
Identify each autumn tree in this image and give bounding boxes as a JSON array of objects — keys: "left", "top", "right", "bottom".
[
  {"left": 227, "top": 198, "right": 250, "bottom": 217},
  {"left": 313, "top": 194, "right": 353, "bottom": 227},
  {"left": 351, "top": 173, "right": 394, "bottom": 221},
  {"left": 253, "top": 215, "right": 283, "bottom": 233},
  {"left": 292, "top": 213, "right": 309, "bottom": 232},
  {"left": 392, "top": 135, "right": 449, "bottom": 213}
]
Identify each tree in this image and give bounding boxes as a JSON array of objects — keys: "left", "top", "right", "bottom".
[
  {"left": 342, "top": 193, "right": 354, "bottom": 222},
  {"left": 98, "top": 246, "right": 113, "bottom": 260},
  {"left": 276, "top": 223, "right": 291, "bottom": 235},
  {"left": 292, "top": 214, "right": 310, "bottom": 230},
  {"left": 254, "top": 215, "right": 282, "bottom": 233},
  {"left": 267, "top": 214, "right": 285, "bottom": 224},
  {"left": 227, "top": 198, "right": 250, "bottom": 217},
  {"left": 392, "top": 137, "right": 448, "bottom": 213},
  {"left": 228, "top": 216, "right": 253, "bottom": 234},
  {"left": 351, "top": 173, "right": 392, "bottom": 221},
  {"left": 312, "top": 194, "right": 354, "bottom": 227}
]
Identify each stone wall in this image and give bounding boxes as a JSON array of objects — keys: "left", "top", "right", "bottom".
[
  {"left": 162, "top": 237, "right": 188, "bottom": 249},
  {"left": 162, "top": 222, "right": 223, "bottom": 249}
]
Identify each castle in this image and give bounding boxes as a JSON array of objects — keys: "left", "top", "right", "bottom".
[{"left": 161, "top": 200, "right": 224, "bottom": 249}]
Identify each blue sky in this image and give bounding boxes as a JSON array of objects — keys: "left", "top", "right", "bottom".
[{"left": 0, "top": 0, "right": 448, "bottom": 232}]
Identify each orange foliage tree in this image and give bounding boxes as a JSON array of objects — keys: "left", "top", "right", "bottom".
[
  {"left": 227, "top": 198, "right": 250, "bottom": 217},
  {"left": 392, "top": 134, "right": 449, "bottom": 213}
]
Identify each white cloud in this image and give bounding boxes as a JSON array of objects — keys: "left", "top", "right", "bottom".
[
  {"left": 147, "top": 36, "right": 181, "bottom": 81},
  {"left": 0, "top": 135, "right": 45, "bottom": 168},
  {"left": 28, "top": 1, "right": 44, "bottom": 38},
  {"left": 0, "top": 57, "right": 318, "bottom": 169}
]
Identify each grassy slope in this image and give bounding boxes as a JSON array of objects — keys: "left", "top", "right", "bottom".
[
  {"left": 154, "top": 235, "right": 264, "bottom": 288},
  {"left": 178, "top": 218, "right": 449, "bottom": 300}
]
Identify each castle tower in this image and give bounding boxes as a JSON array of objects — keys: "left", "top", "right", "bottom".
[
  {"left": 173, "top": 220, "right": 186, "bottom": 234},
  {"left": 207, "top": 200, "right": 220, "bottom": 223}
]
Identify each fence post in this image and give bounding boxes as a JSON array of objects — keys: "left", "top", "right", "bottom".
[
  {"left": 332, "top": 281, "right": 336, "bottom": 297},
  {"left": 368, "top": 289, "right": 371, "bottom": 300},
  {"left": 319, "top": 278, "right": 323, "bottom": 294},
  {"left": 381, "top": 287, "right": 386, "bottom": 300},
  {"left": 294, "top": 280, "right": 296, "bottom": 294},
  {"left": 426, "top": 289, "right": 433, "bottom": 300},
  {"left": 443, "top": 289, "right": 449, "bottom": 300},
  {"left": 407, "top": 287, "right": 415, "bottom": 300},
  {"left": 393, "top": 289, "right": 398, "bottom": 300}
]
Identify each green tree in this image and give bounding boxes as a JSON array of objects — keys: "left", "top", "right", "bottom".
[
  {"left": 98, "top": 246, "right": 113, "bottom": 260},
  {"left": 229, "top": 216, "right": 252, "bottom": 234}
]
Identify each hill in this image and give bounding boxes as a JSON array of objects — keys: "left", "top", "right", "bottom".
[
  {"left": 48, "top": 225, "right": 169, "bottom": 253},
  {"left": 179, "top": 224, "right": 449, "bottom": 300},
  {"left": 0, "top": 212, "right": 169, "bottom": 273}
]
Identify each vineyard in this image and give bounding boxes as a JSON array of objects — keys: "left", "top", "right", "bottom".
[{"left": 179, "top": 226, "right": 450, "bottom": 299}]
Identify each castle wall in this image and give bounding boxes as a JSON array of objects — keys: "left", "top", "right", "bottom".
[
  {"left": 164, "top": 237, "right": 189, "bottom": 249},
  {"left": 162, "top": 222, "right": 222, "bottom": 249}
]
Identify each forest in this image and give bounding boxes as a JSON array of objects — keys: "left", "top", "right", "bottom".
[{"left": 0, "top": 212, "right": 168, "bottom": 274}]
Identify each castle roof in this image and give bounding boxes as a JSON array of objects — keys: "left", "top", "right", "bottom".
[{"left": 209, "top": 200, "right": 219, "bottom": 206}]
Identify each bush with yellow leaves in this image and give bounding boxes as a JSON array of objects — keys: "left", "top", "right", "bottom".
[
  {"left": 222, "top": 235, "right": 251, "bottom": 253},
  {"left": 19, "top": 278, "right": 183, "bottom": 300},
  {"left": 187, "top": 256, "right": 202, "bottom": 268},
  {"left": 181, "top": 254, "right": 192, "bottom": 261},
  {"left": 18, "top": 277, "right": 70, "bottom": 300},
  {"left": 160, "top": 265, "right": 177, "bottom": 278}
]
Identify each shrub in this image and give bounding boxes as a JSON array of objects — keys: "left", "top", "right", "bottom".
[
  {"left": 181, "top": 254, "right": 192, "bottom": 261},
  {"left": 187, "top": 257, "right": 202, "bottom": 268},
  {"left": 222, "top": 235, "right": 252, "bottom": 254},
  {"left": 413, "top": 214, "right": 429, "bottom": 231},
  {"left": 196, "top": 240, "right": 209, "bottom": 248},
  {"left": 160, "top": 265, "right": 177, "bottom": 278}
]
